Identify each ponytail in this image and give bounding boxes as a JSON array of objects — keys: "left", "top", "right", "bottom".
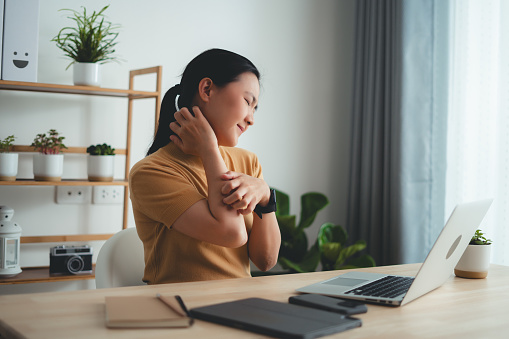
[{"left": 146, "top": 84, "right": 181, "bottom": 155}]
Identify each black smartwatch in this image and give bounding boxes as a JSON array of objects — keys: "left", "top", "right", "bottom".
[{"left": 254, "top": 189, "right": 277, "bottom": 219}]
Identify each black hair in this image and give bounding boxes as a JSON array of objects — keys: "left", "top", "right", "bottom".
[{"left": 146, "top": 48, "right": 260, "bottom": 156}]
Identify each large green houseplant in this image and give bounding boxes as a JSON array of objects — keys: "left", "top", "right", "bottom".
[
  {"left": 274, "top": 189, "right": 375, "bottom": 273},
  {"left": 52, "top": 5, "right": 120, "bottom": 86}
]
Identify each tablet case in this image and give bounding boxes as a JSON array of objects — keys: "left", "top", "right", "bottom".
[{"left": 190, "top": 297, "right": 362, "bottom": 339}]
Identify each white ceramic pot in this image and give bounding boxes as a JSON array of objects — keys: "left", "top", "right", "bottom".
[
  {"left": 33, "top": 154, "right": 64, "bottom": 181},
  {"left": 454, "top": 244, "right": 491, "bottom": 279},
  {"left": 0, "top": 153, "right": 18, "bottom": 181},
  {"left": 87, "top": 155, "right": 114, "bottom": 182},
  {"left": 73, "top": 62, "right": 101, "bottom": 86}
]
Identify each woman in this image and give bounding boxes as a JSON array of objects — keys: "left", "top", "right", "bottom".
[{"left": 129, "top": 49, "right": 281, "bottom": 284}]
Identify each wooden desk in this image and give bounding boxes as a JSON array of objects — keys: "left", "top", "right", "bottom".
[{"left": 0, "top": 264, "right": 507, "bottom": 338}]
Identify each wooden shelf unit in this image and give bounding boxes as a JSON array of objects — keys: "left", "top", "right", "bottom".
[
  {"left": 0, "top": 266, "right": 96, "bottom": 285},
  {"left": 0, "top": 66, "right": 162, "bottom": 284}
]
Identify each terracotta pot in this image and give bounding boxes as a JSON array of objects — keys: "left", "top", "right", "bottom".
[
  {"left": 0, "top": 153, "right": 18, "bottom": 181},
  {"left": 33, "top": 154, "right": 64, "bottom": 181},
  {"left": 87, "top": 155, "right": 114, "bottom": 182},
  {"left": 454, "top": 244, "right": 491, "bottom": 279},
  {"left": 73, "top": 62, "right": 101, "bottom": 86}
]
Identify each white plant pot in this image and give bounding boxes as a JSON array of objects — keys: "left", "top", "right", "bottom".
[
  {"left": 73, "top": 62, "right": 101, "bottom": 86},
  {"left": 454, "top": 244, "right": 491, "bottom": 279},
  {"left": 0, "top": 153, "right": 18, "bottom": 181},
  {"left": 33, "top": 154, "right": 64, "bottom": 181},
  {"left": 87, "top": 155, "right": 114, "bottom": 182}
]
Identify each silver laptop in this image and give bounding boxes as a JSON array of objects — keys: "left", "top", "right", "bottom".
[{"left": 297, "top": 199, "right": 493, "bottom": 306}]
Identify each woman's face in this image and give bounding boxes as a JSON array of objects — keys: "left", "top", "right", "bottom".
[{"left": 202, "top": 72, "right": 259, "bottom": 147}]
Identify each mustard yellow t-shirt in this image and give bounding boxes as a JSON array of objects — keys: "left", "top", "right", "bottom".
[{"left": 128, "top": 142, "right": 262, "bottom": 284}]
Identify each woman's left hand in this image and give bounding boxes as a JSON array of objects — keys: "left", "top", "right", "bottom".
[{"left": 221, "top": 171, "right": 270, "bottom": 215}]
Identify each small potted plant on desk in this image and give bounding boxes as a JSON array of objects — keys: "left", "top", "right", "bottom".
[
  {"left": 31, "top": 129, "right": 67, "bottom": 181},
  {"left": 87, "top": 143, "right": 115, "bottom": 182},
  {"left": 0, "top": 135, "right": 18, "bottom": 181},
  {"left": 455, "top": 229, "right": 492, "bottom": 279},
  {"left": 52, "top": 5, "right": 121, "bottom": 86}
]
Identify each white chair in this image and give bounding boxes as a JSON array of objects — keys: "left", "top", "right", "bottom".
[{"left": 95, "top": 227, "right": 146, "bottom": 288}]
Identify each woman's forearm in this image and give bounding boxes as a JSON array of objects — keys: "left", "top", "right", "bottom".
[
  {"left": 248, "top": 213, "right": 281, "bottom": 271},
  {"left": 200, "top": 147, "right": 247, "bottom": 240}
]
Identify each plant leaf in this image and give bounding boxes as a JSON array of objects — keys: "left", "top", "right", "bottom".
[
  {"left": 276, "top": 215, "right": 296, "bottom": 239},
  {"left": 317, "top": 223, "right": 348, "bottom": 248},
  {"left": 279, "top": 230, "right": 307, "bottom": 263},
  {"left": 298, "top": 192, "right": 329, "bottom": 230},
  {"left": 278, "top": 243, "right": 320, "bottom": 273},
  {"left": 321, "top": 242, "right": 342, "bottom": 262},
  {"left": 297, "top": 243, "right": 320, "bottom": 272},
  {"left": 273, "top": 188, "right": 289, "bottom": 216},
  {"left": 335, "top": 240, "right": 366, "bottom": 268}
]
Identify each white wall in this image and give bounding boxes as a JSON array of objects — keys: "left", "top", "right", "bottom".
[{"left": 0, "top": 0, "right": 356, "bottom": 294}]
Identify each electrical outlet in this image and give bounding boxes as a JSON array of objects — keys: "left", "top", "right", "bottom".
[
  {"left": 55, "top": 186, "right": 90, "bottom": 204},
  {"left": 92, "top": 186, "right": 124, "bottom": 204}
]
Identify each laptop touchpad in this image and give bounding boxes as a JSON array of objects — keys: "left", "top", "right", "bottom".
[{"left": 323, "top": 277, "right": 368, "bottom": 287}]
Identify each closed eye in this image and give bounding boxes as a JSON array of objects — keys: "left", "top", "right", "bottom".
[{"left": 245, "top": 98, "right": 258, "bottom": 111}]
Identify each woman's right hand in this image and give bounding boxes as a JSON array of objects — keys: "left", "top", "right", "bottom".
[{"left": 169, "top": 106, "right": 218, "bottom": 156}]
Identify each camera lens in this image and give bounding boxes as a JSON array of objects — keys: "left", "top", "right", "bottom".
[{"left": 66, "top": 255, "right": 85, "bottom": 274}]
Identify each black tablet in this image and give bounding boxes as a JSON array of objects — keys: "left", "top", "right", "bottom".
[{"left": 190, "top": 297, "right": 362, "bottom": 339}]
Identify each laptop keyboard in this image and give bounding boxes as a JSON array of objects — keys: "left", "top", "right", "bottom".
[{"left": 344, "top": 275, "right": 414, "bottom": 299}]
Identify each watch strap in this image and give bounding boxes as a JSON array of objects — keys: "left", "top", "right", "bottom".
[{"left": 254, "top": 189, "right": 277, "bottom": 219}]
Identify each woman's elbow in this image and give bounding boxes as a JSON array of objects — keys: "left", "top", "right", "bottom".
[
  {"left": 222, "top": 223, "right": 248, "bottom": 248},
  {"left": 253, "top": 255, "right": 278, "bottom": 272}
]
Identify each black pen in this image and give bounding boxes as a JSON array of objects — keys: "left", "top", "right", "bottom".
[
  {"left": 156, "top": 293, "right": 193, "bottom": 318},
  {"left": 175, "top": 295, "right": 192, "bottom": 318}
]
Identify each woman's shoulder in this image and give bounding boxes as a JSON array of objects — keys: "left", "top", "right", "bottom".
[
  {"left": 131, "top": 145, "right": 168, "bottom": 171},
  {"left": 220, "top": 146, "right": 261, "bottom": 176},
  {"left": 131, "top": 143, "right": 194, "bottom": 176},
  {"left": 220, "top": 146, "right": 258, "bottom": 159}
]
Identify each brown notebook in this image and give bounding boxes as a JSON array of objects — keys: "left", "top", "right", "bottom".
[{"left": 105, "top": 294, "right": 193, "bottom": 328}]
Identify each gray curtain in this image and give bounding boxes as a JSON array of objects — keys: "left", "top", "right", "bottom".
[{"left": 346, "top": 0, "right": 450, "bottom": 265}]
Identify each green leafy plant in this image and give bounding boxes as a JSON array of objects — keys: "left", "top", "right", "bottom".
[
  {"left": 31, "top": 129, "right": 67, "bottom": 154},
  {"left": 470, "top": 229, "right": 492, "bottom": 245},
  {"left": 318, "top": 223, "right": 376, "bottom": 270},
  {"left": 275, "top": 189, "right": 329, "bottom": 273},
  {"left": 87, "top": 143, "right": 115, "bottom": 155},
  {"left": 52, "top": 5, "right": 120, "bottom": 70},
  {"left": 274, "top": 189, "right": 375, "bottom": 273},
  {"left": 0, "top": 135, "right": 16, "bottom": 153}
]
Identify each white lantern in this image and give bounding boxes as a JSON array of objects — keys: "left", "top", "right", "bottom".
[{"left": 0, "top": 206, "right": 22, "bottom": 277}]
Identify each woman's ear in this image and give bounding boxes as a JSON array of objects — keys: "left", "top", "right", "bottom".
[{"left": 197, "top": 78, "right": 214, "bottom": 103}]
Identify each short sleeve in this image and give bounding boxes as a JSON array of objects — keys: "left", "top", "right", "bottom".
[{"left": 129, "top": 163, "right": 204, "bottom": 229}]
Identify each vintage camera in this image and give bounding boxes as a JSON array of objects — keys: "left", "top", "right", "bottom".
[{"left": 49, "top": 245, "right": 93, "bottom": 275}]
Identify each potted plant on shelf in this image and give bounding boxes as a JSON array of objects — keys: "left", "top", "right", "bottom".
[
  {"left": 86, "top": 143, "right": 115, "bottom": 182},
  {"left": 0, "top": 135, "right": 18, "bottom": 181},
  {"left": 52, "top": 5, "right": 121, "bottom": 86},
  {"left": 455, "top": 229, "right": 492, "bottom": 279},
  {"left": 31, "top": 129, "right": 67, "bottom": 181}
]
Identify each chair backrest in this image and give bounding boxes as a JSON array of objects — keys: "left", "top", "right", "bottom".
[{"left": 95, "top": 227, "right": 145, "bottom": 289}]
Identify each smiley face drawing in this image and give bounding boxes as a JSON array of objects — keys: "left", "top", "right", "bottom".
[{"left": 12, "top": 52, "right": 29, "bottom": 69}]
